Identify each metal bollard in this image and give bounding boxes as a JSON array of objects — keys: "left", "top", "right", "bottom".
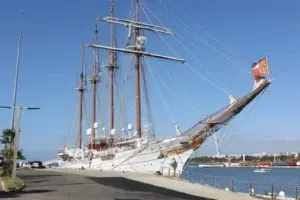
[
  {"left": 231, "top": 179, "right": 235, "bottom": 192},
  {"left": 168, "top": 168, "right": 170, "bottom": 177},
  {"left": 189, "top": 172, "right": 192, "bottom": 182},
  {"left": 295, "top": 185, "right": 298, "bottom": 200},
  {"left": 271, "top": 184, "right": 274, "bottom": 200},
  {"left": 249, "top": 182, "right": 253, "bottom": 196},
  {"left": 201, "top": 175, "right": 204, "bottom": 185},
  {"left": 215, "top": 176, "right": 218, "bottom": 188}
]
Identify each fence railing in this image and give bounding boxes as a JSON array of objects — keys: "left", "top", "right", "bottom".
[{"left": 161, "top": 167, "right": 300, "bottom": 200}]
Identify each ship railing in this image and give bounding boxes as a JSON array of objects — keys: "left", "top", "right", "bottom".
[
  {"left": 162, "top": 168, "right": 300, "bottom": 200},
  {"left": 160, "top": 167, "right": 181, "bottom": 177}
]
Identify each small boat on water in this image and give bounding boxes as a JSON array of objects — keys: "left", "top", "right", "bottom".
[
  {"left": 198, "top": 164, "right": 223, "bottom": 168},
  {"left": 253, "top": 168, "right": 271, "bottom": 173}
]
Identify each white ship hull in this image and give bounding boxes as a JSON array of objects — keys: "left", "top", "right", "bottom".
[
  {"left": 58, "top": 78, "right": 271, "bottom": 176},
  {"left": 60, "top": 137, "right": 193, "bottom": 175}
]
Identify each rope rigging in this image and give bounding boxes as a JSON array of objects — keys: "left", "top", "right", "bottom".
[
  {"left": 65, "top": 93, "right": 79, "bottom": 147},
  {"left": 140, "top": 1, "right": 230, "bottom": 95},
  {"left": 172, "top": 29, "right": 232, "bottom": 92},
  {"left": 97, "top": 94, "right": 107, "bottom": 137},
  {"left": 172, "top": 25, "right": 246, "bottom": 82},
  {"left": 144, "top": 57, "right": 177, "bottom": 127},
  {"left": 219, "top": 89, "right": 268, "bottom": 153},
  {"left": 147, "top": 56, "right": 179, "bottom": 98},
  {"left": 82, "top": 95, "right": 89, "bottom": 145},
  {"left": 214, "top": 120, "right": 232, "bottom": 154},
  {"left": 165, "top": 0, "right": 251, "bottom": 68},
  {"left": 158, "top": 0, "right": 251, "bottom": 76},
  {"left": 144, "top": 2, "right": 251, "bottom": 78},
  {"left": 140, "top": 58, "right": 155, "bottom": 138},
  {"left": 114, "top": 72, "right": 128, "bottom": 137}
]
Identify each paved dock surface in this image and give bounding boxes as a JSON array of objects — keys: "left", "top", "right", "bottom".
[
  {"left": 0, "top": 169, "right": 260, "bottom": 200},
  {"left": 54, "top": 169, "right": 259, "bottom": 200},
  {"left": 0, "top": 169, "right": 214, "bottom": 200}
]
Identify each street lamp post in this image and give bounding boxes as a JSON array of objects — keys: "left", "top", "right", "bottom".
[
  {"left": 0, "top": 105, "right": 40, "bottom": 182},
  {"left": 11, "top": 9, "right": 25, "bottom": 132}
]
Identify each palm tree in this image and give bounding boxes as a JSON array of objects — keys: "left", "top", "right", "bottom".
[
  {"left": 1, "top": 128, "right": 26, "bottom": 176},
  {"left": 0, "top": 129, "right": 15, "bottom": 148}
]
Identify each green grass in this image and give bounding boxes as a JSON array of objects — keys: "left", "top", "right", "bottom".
[
  {"left": 15, "top": 177, "right": 24, "bottom": 188},
  {"left": 2, "top": 176, "right": 25, "bottom": 190}
]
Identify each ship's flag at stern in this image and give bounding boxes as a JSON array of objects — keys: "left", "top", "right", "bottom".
[
  {"left": 252, "top": 57, "right": 269, "bottom": 78},
  {"left": 258, "top": 57, "right": 269, "bottom": 75},
  {"left": 252, "top": 62, "right": 260, "bottom": 78}
]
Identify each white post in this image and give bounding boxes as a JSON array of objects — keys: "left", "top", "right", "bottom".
[
  {"left": 11, "top": 31, "right": 23, "bottom": 131},
  {"left": 213, "top": 133, "right": 220, "bottom": 157},
  {"left": 11, "top": 106, "right": 22, "bottom": 182}
]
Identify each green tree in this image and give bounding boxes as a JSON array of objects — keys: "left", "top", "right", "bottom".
[
  {"left": 0, "top": 129, "right": 15, "bottom": 148},
  {"left": 61, "top": 154, "right": 70, "bottom": 161},
  {"left": 1, "top": 129, "right": 26, "bottom": 177}
]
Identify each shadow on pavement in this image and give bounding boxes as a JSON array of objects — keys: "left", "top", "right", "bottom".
[
  {"left": 0, "top": 189, "right": 54, "bottom": 199},
  {"left": 27, "top": 179, "right": 50, "bottom": 184},
  {"left": 87, "top": 176, "right": 214, "bottom": 200},
  {"left": 26, "top": 182, "right": 95, "bottom": 188},
  {"left": 20, "top": 174, "right": 62, "bottom": 179}
]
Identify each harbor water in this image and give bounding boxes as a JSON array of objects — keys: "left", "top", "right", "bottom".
[{"left": 182, "top": 165, "right": 300, "bottom": 197}]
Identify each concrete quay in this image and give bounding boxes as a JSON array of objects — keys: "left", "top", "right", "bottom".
[
  {"left": 44, "top": 168, "right": 258, "bottom": 200},
  {"left": 0, "top": 168, "right": 264, "bottom": 200}
]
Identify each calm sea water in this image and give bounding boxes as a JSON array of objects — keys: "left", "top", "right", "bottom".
[{"left": 182, "top": 165, "right": 300, "bottom": 197}]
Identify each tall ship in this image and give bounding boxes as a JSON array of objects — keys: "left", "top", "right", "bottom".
[{"left": 57, "top": 0, "right": 271, "bottom": 175}]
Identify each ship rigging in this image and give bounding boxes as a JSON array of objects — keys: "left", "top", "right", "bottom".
[{"left": 58, "top": 0, "right": 271, "bottom": 175}]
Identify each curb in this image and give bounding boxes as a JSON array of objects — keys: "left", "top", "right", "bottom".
[{"left": 18, "top": 184, "right": 26, "bottom": 191}]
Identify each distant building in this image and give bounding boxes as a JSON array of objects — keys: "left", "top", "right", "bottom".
[
  {"left": 268, "top": 152, "right": 280, "bottom": 157},
  {"left": 290, "top": 152, "right": 298, "bottom": 157},
  {"left": 249, "top": 153, "right": 262, "bottom": 157},
  {"left": 261, "top": 152, "right": 267, "bottom": 157},
  {"left": 213, "top": 154, "right": 226, "bottom": 158},
  {"left": 293, "top": 152, "right": 298, "bottom": 158},
  {"left": 229, "top": 154, "right": 241, "bottom": 158}
]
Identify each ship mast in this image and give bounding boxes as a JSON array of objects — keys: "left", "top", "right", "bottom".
[
  {"left": 91, "top": 24, "right": 99, "bottom": 148},
  {"left": 76, "top": 41, "right": 86, "bottom": 149},
  {"left": 91, "top": 1, "right": 185, "bottom": 140},
  {"left": 109, "top": 0, "right": 116, "bottom": 133},
  {"left": 134, "top": 0, "right": 142, "bottom": 138}
]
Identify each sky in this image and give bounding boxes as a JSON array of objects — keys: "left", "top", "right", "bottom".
[{"left": 0, "top": 0, "right": 300, "bottom": 161}]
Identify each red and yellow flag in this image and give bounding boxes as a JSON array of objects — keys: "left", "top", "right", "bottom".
[
  {"left": 252, "top": 57, "right": 269, "bottom": 78},
  {"left": 252, "top": 62, "right": 260, "bottom": 78},
  {"left": 258, "top": 57, "right": 269, "bottom": 75}
]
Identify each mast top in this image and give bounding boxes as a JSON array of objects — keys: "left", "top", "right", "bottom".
[
  {"left": 92, "top": 1, "right": 184, "bottom": 63},
  {"left": 98, "top": 16, "right": 175, "bottom": 35},
  {"left": 94, "top": 24, "right": 98, "bottom": 34}
]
